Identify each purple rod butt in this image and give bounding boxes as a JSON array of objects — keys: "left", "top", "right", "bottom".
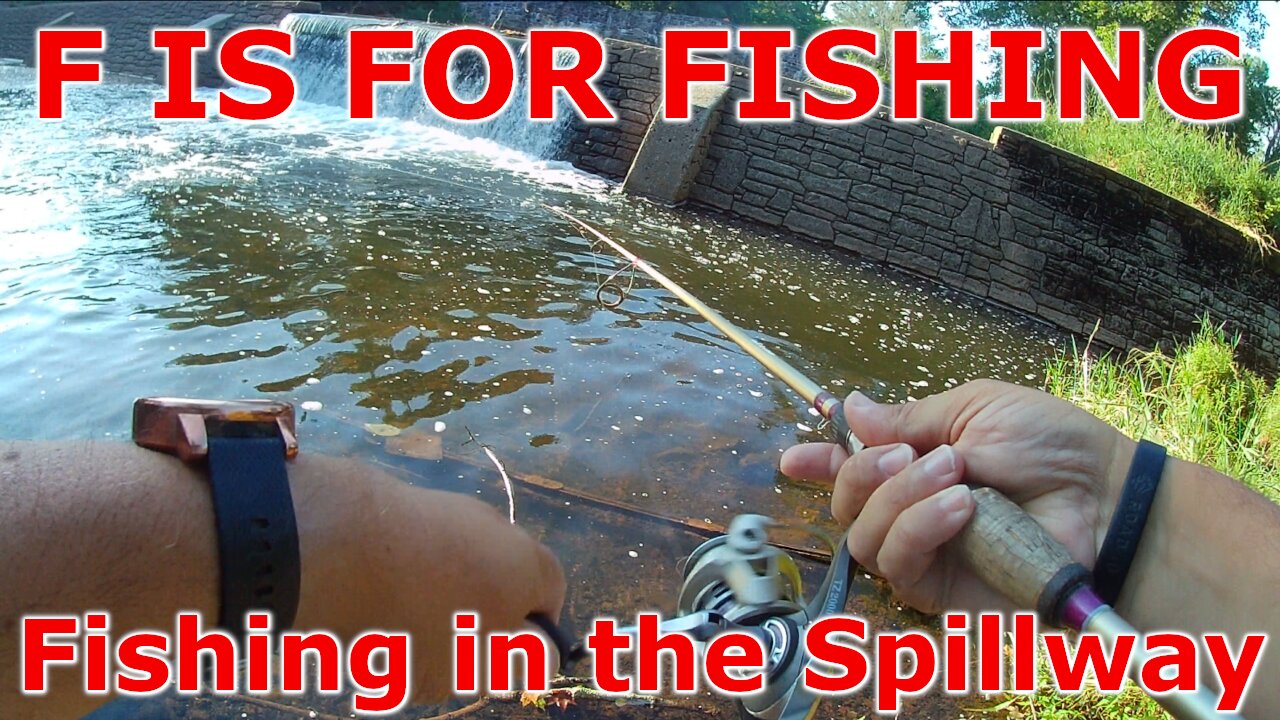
[{"left": 1060, "top": 586, "right": 1106, "bottom": 630}]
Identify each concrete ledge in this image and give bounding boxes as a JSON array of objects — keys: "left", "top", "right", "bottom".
[
  {"left": 191, "top": 13, "right": 235, "bottom": 30},
  {"left": 621, "top": 83, "right": 729, "bottom": 204}
]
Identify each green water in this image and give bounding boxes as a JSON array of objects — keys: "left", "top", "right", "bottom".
[{"left": 1, "top": 65, "right": 1058, "bottom": 717}]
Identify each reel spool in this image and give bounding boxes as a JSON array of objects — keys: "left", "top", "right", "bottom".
[
  {"left": 674, "top": 515, "right": 855, "bottom": 720},
  {"left": 678, "top": 515, "right": 805, "bottom": 623}
]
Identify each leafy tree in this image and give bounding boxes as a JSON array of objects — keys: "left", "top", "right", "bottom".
[
  {"left": 1228, "top": 56, "right": 1280, "bottom": 159},
  {"left": 941, "top": 1, "right": 1275, "bottom": 154},
  {"left": 828, "top": 0, "right": 995, "bottom": 136},
  {"left": 942, "top": 1, "right": 1267, "bottom": 54},
  {"left": 1264, "top": 109, "right": 1280, "bottom": 171},
  {"left": 827, "top": 0, "right": 931, "bottom": 77}
]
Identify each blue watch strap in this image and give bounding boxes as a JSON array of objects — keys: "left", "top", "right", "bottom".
[{"left": 206, "top": 421, "right": 300, "bottom": 636}]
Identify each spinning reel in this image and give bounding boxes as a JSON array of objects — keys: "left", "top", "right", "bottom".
[{"left": 672, "top": 514, "right": 856, "bottom": 720}]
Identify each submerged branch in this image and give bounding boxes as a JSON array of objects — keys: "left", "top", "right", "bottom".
[
  {"left": 483, "top": 443, "right": 517, "bottom": 525},
  {"left": 466, "top": 426, "right": 517, "bottom": 524}
]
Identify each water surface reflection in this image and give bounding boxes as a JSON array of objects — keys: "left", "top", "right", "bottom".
[{"left": 1, "top": 66, "right": 1057, "bottom": 718}]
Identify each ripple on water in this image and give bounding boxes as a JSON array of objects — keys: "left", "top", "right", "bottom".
[{"left": 1, "top": 73, "right": 1059, "bottom": 706}]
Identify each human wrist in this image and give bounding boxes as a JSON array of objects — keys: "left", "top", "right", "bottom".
[
  {"left": 287, "top": 455, "right": 387, "bottom": 635},
  {"left": 1094, "top": 431, "right": 1139, "bottom": 562},
  {"left": 1106, "top": 454, "right": 1189, "bottom": 619}
]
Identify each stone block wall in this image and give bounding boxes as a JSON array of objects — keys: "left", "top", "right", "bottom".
[
  {"left": 558, "top": 40, "right": 665, "bottom": 180},
  {"left": 459, "top": 1, "right": 808, "bottom": 79},
  {"left": 0, "top": 1, "right": 317, "bottom": 85},
  {"left": 558, "top": 41, "right": 1280, "bottom": 370}
]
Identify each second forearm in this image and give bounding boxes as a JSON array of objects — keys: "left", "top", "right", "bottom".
[{"left": 1116, "top": 457, "right": 1280, "bottom": 713}]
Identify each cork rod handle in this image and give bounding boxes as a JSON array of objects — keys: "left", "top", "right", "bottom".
[{"left": 954, "top": 487, "right": 1089, "bottom": 623}]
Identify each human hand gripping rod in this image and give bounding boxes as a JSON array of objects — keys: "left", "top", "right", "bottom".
[{"left": 548, "top": 206, "right": 1239, "bottom": 720}]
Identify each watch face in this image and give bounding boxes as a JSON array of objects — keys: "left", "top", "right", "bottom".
[{"left": 132, "top": 397, "right": 298, "bottom": 462}]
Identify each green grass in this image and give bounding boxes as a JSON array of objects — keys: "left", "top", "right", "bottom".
[
  {"left": 1045, "top": 318, "right": 1280, "bottom": 500},
  {"left": 987, "top": 319, "right": 1280, "bottom": 720},
  {"left": 985, "top": 655, "right": 1168, "bottom": 720},
  {"left": 1019, "top": 92, "right": 1280, "bottom": 254}
]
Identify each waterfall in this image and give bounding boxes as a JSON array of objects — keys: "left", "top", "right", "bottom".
[{"left": 279, "top": 13, "right": 576, "bottom": 159}]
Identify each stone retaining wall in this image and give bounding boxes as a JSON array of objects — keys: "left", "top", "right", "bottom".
[
  {"left": 459, "top": 1, "right": 808, "bottom": 79},
  {"left": 559, "top": 41, "right": 666, "bottom": 180},
  {"left": 0, "top": 1, "right": 316, "bottom": 86},
  {"left": 561, "top": 41, "right": 1280, "bottom": 370}
]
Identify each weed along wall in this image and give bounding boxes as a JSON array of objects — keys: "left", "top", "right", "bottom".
[{"left": 562, "top": 40, "right": 1280, "bottom": 372}]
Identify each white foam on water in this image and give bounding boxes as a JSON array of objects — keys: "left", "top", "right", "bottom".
[
  {"left": 278, "top": 13, "right": 583, "bottom": 161},
  {"left": 160, "top": 85, "right": 612, "bottom": 195}
]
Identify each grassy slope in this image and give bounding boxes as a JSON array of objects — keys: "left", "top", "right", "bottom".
[{"left": 990, "top": 320, "right": 1279, "bottom": 720}]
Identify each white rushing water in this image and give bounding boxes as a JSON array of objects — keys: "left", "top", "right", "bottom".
[{"left": 279, "top": 13, "right": 578, "bottom": 159}]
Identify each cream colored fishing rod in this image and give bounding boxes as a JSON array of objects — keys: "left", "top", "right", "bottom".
[{"left": 548, "top": 206, "right": 862, "bottom": 451}]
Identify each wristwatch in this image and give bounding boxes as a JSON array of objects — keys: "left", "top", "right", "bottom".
[{"left": 132, "top": 397, "right": 301, "bottom": 636}]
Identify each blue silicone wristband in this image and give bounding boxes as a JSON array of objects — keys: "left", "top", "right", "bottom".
[{"left": 1093, "top": 440, "right": 1166, "bottom": 606}]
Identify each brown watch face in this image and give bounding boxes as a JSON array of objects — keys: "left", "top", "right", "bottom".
[{"left": 132, "top": 397, "right": 299, "bottom": 462}]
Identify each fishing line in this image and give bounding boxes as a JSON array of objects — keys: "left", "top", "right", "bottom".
[{"left": 583, "top": 228, "right": 639, "bottom": 308}]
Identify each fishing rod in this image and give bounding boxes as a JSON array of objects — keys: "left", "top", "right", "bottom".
[{"left": 547, "top": 205, "right": 1237, "bottom": 720}]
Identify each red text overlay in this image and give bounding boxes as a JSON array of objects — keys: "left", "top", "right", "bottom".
[
  {"left": 36, "top": 27, "right": 1244, "bottom": 124},
  {"left": 20, "top": 611, "right": 1265, "bottom": 715}
]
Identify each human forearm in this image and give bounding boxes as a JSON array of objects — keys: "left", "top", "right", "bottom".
[
  {"left": 1114, "top": 456, "right": 1280, "bottom": 715},
  {"left": 0, "top": 439, "right": 564, "bottom": 717},
  {"left": 0, "top": 441, "right": 364, "bottom": 717}
]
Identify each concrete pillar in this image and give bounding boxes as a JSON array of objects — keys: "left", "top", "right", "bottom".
[
  {"left": 193, "top": 13, "right": 235, "bottom": 89},
  {"left": 621, "top": 82, "right": 729, "bottom": 204}
]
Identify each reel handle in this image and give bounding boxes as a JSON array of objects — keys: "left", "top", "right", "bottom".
[{"left": 830, "top": 416, "right": 1088, "bottom": 627}]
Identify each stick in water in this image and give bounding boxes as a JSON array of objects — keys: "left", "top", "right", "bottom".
[
  {"left": 466, "top": 427, "right": 517, "bottom": 524},
  {"left": 484, "top": 445, "right": 517, "bottom": 525}
]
